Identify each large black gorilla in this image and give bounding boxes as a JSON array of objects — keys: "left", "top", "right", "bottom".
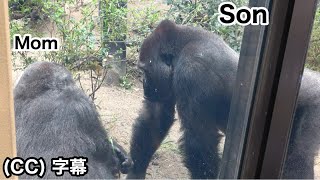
[
  {"left": 127, "top": 19, "right": 320, "bottom": 179},
  {"left": 14, "top": 61, "right": 132, "bottom": 179}
]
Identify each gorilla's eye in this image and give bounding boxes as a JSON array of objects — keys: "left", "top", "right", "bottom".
[{"left": 160, "top": 54, "right": 173, "bottom": 66}]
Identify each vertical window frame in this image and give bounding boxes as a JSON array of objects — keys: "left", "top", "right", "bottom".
[
  {"left": 260, "top": 0, "right": 318, "bottom": 178},
  {"left": 221, "top": 0, "right": 318, "bottom": 178}
]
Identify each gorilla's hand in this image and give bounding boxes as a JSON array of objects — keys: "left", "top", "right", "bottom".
[{"left": 112, "top": 141, "right": 134, "bottom": 174}]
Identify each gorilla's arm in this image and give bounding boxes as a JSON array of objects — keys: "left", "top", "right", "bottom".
[
  {"left": 127, "top": 99, "right": 175, "bottom": 179},
  {"left": 111, "top": 140, "right": 133, "bottom": 174}
]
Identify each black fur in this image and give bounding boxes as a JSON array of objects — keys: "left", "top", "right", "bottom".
[
  {"left": 282, "top": 69, "right": 320, "bottom": 178},
  {"left": 14, "top": 61, "right": 132, "bottom": 179},
  {"left": 127, "top": 19, "right": 320, "bottom": 179}
]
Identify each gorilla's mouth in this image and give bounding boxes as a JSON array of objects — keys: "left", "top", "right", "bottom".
[
  {"left": 142, "top": 75, "right": 175, "bottom": 103},
  {"left": 143, "top": 84, "right": 173, "bottom": 103},
  {"left": 142, "top": 77, "right": 162, "bottom": 102},
  {"left": 143, "top": 86, "right": 160, "bottom": 101}
]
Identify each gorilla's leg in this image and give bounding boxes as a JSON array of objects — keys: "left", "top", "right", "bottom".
[
  {"left": 178, "top": 103, "right": 223, "bottom": 179},
  {"left": 127, "top": 99, "right": 175, "bottom": 179}
]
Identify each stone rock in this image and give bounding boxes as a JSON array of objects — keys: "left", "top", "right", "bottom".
[{"left": 104, "top": 68, "right": 120, "bottom": 86}]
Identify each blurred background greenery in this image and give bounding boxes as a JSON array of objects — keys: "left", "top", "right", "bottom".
[{"left": 8, "top": 0, "right": 320, "bottom": 99}]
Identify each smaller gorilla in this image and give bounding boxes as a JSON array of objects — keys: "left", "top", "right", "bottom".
[{"left": 14, "top": 61, "right": 132, "bottom": 179}]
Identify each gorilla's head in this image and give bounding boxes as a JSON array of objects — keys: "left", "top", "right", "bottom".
[
  {"left": 138, "top": 20, "right": 177, "bottom": 102},
  {"left": 14, "top": 61, "right": 74, "bottom": 99}
]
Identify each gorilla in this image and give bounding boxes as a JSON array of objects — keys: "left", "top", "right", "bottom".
[
  {"left": 127, "top": 19, "right": 320, "bottom": 179},
  {"left": 14, "top": 61, "right": 132, "bottom": 179},
  {"left": 282, "top": 68, "right": 320, "bottom": 179}
]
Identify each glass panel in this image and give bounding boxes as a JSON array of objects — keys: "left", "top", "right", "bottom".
[
  {"left": 9, "top": 0, "right": 269, "bottom": 179},
  {"left": 282, "top": 3, "right": 320, "bottom": 179}
]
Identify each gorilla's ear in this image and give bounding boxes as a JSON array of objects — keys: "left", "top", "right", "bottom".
[{"left": 160, "top": 54, "right": 174, "bottom": 66}]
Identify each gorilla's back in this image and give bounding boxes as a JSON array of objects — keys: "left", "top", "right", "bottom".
[
  {"left": 14, "top": 61, "right": 116, "bottom": 179},
  {"left": 283, "top": 68, "right": 320, "bottom": 178}
]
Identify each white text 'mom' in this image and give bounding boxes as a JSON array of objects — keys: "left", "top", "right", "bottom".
[{"left": 13, "top": 34, "right": 60, "bottom": 52}]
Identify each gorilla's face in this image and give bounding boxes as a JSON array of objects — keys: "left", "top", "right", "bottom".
[{"left": 139, "top": 39, "right": 174, "bottom": 102}]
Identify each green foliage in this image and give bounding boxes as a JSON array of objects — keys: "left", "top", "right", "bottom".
[
  {"left": 166, "top": 0, "right": 247, "bottom": 52},
  {"left": 10, "top": 0, "right": 320, "bottom": 95},
  {"left": 9, "top": 0, "right": 123, "bottom": 101},
  {"left": 160, "top": 138, "right": 181, "bottom": 154},
  {"left": 9, "top": 0, "right": 101, "bottom": 69},
  {"left": 10, "top": 20, "right": 42, "bottom": 70},
  {"left": 9, "top": 0, "right": 47, "bottom": 21},
  {"left": 99, "top": 0, "right": 128, "bottom": 61},
  {"left": 100, "top": 0, "right": 128, "bottom": 42},
  {"left": 124, "top": 1, "right": 163, "bottom": 77},
  {"left": 119, "top": 74, "right": 133, "bottom": 90},
  {"left": 306, "top": 7, "right": 320, "bottom": 71},
  {"left": 128, "top": 3, "right": 161, "bottom": 38}
]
